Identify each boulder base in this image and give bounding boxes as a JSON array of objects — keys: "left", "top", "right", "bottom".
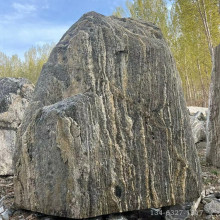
[{"left": 14, "top": 12, "right": 202, "bottom": 219}]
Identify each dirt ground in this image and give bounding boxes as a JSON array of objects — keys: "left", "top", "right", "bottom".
[{"left": 194, "top": 142, "right": 220, "bottom": 220}]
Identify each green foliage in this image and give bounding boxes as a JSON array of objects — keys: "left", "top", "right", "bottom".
[
  {"left": 170, "top": 0, "right": 220, "bottom": 106},
  {"left": 113, "top": 7, "right": 126, "bottom": 18},
  {"left": 113, "top": 0, "right": 220, "bottom": 106},
  {"left": 0, "top": 43, "right": 54, "bottom": 84},
  {"left": 210, "top": 169, "right": 219, "bottom": 176},
  {"left": 113, "top": 0, "right": 169, "bottom": 39}
]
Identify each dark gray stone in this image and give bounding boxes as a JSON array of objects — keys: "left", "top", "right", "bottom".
[
  {"left": 204, "top": 200, "right": 220, "bottom": 215},
  {"left": 0, "top": 78, "right": 33, "bottom": 114},
  {"left": 214, "top": 192, "right": 220, "bottom": 199},
  {"left": 207, "top": 44, "right": 220, "bottom": 167},
  {"left": 0, "top": 77, "right": 34, "bottom": 175}
]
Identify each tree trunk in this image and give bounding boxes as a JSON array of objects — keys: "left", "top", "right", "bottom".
[
  {"left": 195, "top": 0, "right": 214, "bottom": 60},
  {"left": 197, "top": 59, "right": 207, "bottom": 106}
]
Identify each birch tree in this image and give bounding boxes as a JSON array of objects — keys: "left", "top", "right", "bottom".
[{"left": 113, "top": 0, "right": 219, "bottom": 106}]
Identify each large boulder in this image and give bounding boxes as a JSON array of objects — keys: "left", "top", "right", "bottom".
[
  {"left": 206, "top": 44, "right": 220, "bottom": 167},
  {"left": 0, "top": 77, "right": 34, "bottom": 175},
  {"left": 187, "top": 107, "right": 207, "bottom": 143},
  {"left": 14, "top": 12, "right": 202, "bottom": 219}
]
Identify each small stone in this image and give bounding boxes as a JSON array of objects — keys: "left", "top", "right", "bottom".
[
  {"left": 0, "top": 207, "right": 4, "bottom": 214},
  {"left": 1, "top": 210, "right": 9, "bottom": 220},
  {"left": 202, "top": 199, "right": 207, "bottom": 205},
  {"left": 207, "top": 194, "right": 216, "bottom": 198},
  {"left": 0, "top": 197, "right": 5, "bottom": 207},
  {"left": 205, "top": 215, "right": 214, "bottom": 220},
  {"left": 206, "top": 189, "right": 214, "bottom": 195},
  {"left": 204, "top": 200, "right": 220, "bottom": 214},
  {"left": 203, "top": 194, "right": 218, "bottom": 203},
  {"left": 214, "top": 192, "right": 220, "bottom": 199},
  {"left": 202, "top": 172, "right": 209, "bottom": 177},
  {"left": 18, "top": 215, "right": 25, "bottom": 220},
  {"left": 26, "top": 214, "right": 35, "bottom": 220},
  {"left": 203, "top": 198, "right": 213, "bottom": 203}
]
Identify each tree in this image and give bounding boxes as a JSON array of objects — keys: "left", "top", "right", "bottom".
[
  {"left": 170, "top": 0, "right": 219, "bottom": 106},
  {"left": 0, "top": 43, "right": 54, "bottom": 83},
  {"left": 113, "top": 0, "right": 169, "bottom": 39},
  {"left": 113, "top": 0, "right": 220, "bottom": 106}
]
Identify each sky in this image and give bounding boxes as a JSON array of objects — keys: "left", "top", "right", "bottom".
[{"left": 0, "top": 0, "right": 127, "bottom": 58}]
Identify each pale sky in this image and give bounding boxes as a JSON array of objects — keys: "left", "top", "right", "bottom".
[
  {"left": 0, "top": 0, "right": 172, "bottom": 58},
  {"left": 0, "top": 0, "right": 127, "bottom": 58}
]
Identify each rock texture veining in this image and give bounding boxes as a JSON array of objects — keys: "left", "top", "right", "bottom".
[
  {"left": 207, "top": 44, "right": 220, "bottom": 167},
  {"left": 0, "top": 77, "right": 34, "bottom": 175},
  {"left": 14, "top": 12, "right": 202, "bottom": 219}
]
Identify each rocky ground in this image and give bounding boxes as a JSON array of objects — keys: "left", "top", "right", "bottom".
[
  {"left": 0, "top": 141, "right": 219, "bottom": 220},
  {"left": 195, "top": 142, "right": 220, "bottom": 220}
]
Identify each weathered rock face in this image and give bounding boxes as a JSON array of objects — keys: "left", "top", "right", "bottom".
[
  {"left": 0, "top": 77, "right": 34, "bottom": 175},
  {"left": 0, "top": 130, "right": 16, "bottom": 175},
  {"left": 14, "top": 12, "right": 202, "bottom": 219},
  {"left": 207, "top": 44, "right": 220, "bottom": 167}
]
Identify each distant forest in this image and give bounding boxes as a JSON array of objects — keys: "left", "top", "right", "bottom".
[
  {"left": 0, "top": 0, "right": 219, "bottom": 107},
  {"left": 0, "top": 43, "right": 54, "bottom": 84}
]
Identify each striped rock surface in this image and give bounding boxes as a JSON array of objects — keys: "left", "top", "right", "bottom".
[
  {"left": 14, "top": 12, "right": 202, "bottom": 219},
  {"left": 0, "top": 77, "right": 34, "bottom": 175},
  {"left": 207, "top": 44, "right": 220, "bottom": 167}
]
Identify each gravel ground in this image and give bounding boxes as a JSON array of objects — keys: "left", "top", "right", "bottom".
[{"left": 0, "top": 141, "right": 219, "bottom": 220}]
